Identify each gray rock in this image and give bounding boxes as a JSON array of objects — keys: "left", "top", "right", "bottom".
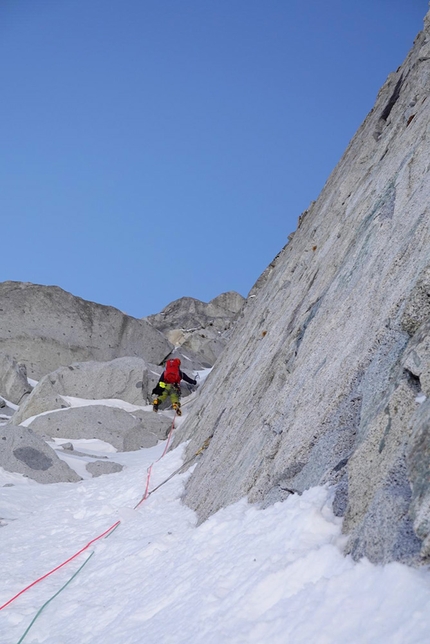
[
  {"left": 180, "top": 331, "right": 228, "bottom": 366},
  {"left": 86, "top": 461, "right": 123, "bottom": 477},
  {"left": 171, "top": 11, "right": 430, "bottom": 565},
  {"left": 0, "top": 404, "right": 15, "bottom": 421},
  {"left": 401, "top": 265, "right": 430, "bottom": 336},
  {"left": 0, "top": 424, "right": 81, "bottom": 483},
  {"left": 146, "top": 292, "right": 244, "bottom": 334},
  {"left": 209, "top": 292, "right": 246, "bottom": 315},
  {"left": 407, "top": 398, "right": 430, "bottom": 558},
  {"left": 344, "top": 374, "right": 421, "bottom": 564},
  {"left": 48, "top": 357, "right": 151, "bottom": 404},
  {"left": 145, "top": 292, "right": 245, "bottom": 366},
  {"left": 47, "top": 358, "right": 147, "bottom": 403},
  {"left": 12, "top": 357, "right": 159, "bottom": 426},
  {"left": 0, "top": 353, "right": 32, "bottom": 405},
  {"left": 11, "top": 376, "right": 71, "bottom": 426},
  {"left": 402, "top": 318, "right": 430, "bottom": 396},
  {"left": 0, "top": 282, "right": 173, "bottom": 380},
  {"left": 123, "top": 428, "right": 158, "bottom": 451},
  {"left": 131, "top": 410, "right": 174, "bottom": 440},
  {"left": 26, "top": 404, "right": 163, "bottom": 451}
]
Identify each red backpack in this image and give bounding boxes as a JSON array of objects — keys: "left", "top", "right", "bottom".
[{"left": 163, "top": 358, "right": 181, "bottom": 384}]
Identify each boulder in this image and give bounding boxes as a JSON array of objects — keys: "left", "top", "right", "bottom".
[
  {"left": 0, "top": 352, "right": 32, "bottom": 405},
  {"left": 131, "top": 410, "right": 174, "bottom": 440},
  {"left": 48, "top": 357, "right": 151, "bottom": 404},
  {"left": 26, "top": 405, "right": 169, "bottom": 451},
  {"left": 0, "top": 282, "right": 173, "bottom": 380},
  {"left": 11, "top": 376, "right": 71, "bottom": 426},
  {"left": 38, "top": 358, "right": 149, "bottom": 405},
  {"left": 86, "top": 461, "right": 123, "bottom": 477},
  {"left": 12, "top": 358, "right": 159, "bottom": 426},
  {"left": 0, "top": 424, "right": 81, "bottom": 484},
  {"left": 123, "top": 428, "right": 158, "bottom": 451}
]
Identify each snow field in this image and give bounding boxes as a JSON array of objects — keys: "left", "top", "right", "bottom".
[{"left": 0, "top": 412, "right": 430, "bottom": 642}]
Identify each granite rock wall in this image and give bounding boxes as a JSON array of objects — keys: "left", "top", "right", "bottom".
[{"left": 173, "top": 11, "right": 430, "bottom": 564}]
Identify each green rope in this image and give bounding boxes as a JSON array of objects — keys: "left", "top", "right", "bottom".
[
  {"left": 16, "top": 552, "right": 94, "bottom": 644},
  {"left": 14, "top": 440, "right": 208, "bottom": 643}
]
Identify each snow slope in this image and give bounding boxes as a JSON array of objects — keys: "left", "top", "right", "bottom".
[{"left": 1, "top": 401, "right": 430, "bottom": 643}]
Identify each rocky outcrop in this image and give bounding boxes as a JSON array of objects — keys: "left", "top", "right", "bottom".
[
  {"left": 12, "top": 358, "right": 152, "bottom": 428},
  {"left": 0, "top": 424, "right": 81, "bottom": 483},
  {"left": 173, "top": 11, "right": 430, "bottom": 565},
  {"left": 26, "top": 405, "right": 169, "bottom": 451},
  {"left": 11, "top": 375, "right": 71, "bottom": 426},
  {"left": 146, "top": 292, "right": 245, "bottom": 333},
  {"left": 0, "top": 352, "right": 32, "bottom": 405},
  {"left": 0, "top": 282, "right": 173, "bottom": 380},
  {"left": 145, "top": 292, "right": 245, "bottom": 366}
]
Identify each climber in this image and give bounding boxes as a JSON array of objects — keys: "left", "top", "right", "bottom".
[{"left": 151, "top": 358, "right": 197, "bottom": 416}]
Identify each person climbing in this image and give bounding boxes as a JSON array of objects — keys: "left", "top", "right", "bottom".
[{"left": 151, "top": 358, "right": 197, "bottom": 416}]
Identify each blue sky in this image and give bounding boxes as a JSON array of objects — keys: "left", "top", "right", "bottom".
[{"left": 1, "top": 1, "right": 428, "bottom": 318}]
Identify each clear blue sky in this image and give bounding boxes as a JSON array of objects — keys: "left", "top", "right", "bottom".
[{"left": 1, "top": 1, "right": 428, "bottom": 318}]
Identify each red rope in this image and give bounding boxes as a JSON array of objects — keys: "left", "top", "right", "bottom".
[
  {"left": 0, "top": 521, "right": 120, "bottom": 611},
  {"left": 0, "top": 413, "right": 177, "bottom": 612},
  {"left": 134, "top": 413, "right": 176, "bottom": 509}
]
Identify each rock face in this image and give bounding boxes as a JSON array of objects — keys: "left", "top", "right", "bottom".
[
  {"left": 174, "top": 12, "right": 430, "bottom": 565},
  {"left": 145, "top": 292, "right": 245, "bottom": 366},
  {"left": 0, "top": 282, "right": 173, "bottom": 379}
]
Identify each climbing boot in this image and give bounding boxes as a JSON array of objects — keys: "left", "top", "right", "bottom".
[
  {"left": 172, "top": 402, "right": 182, "bottom": 416},
  {"left": 152, "top": 399, "right": 159, "bottom": 413}
]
